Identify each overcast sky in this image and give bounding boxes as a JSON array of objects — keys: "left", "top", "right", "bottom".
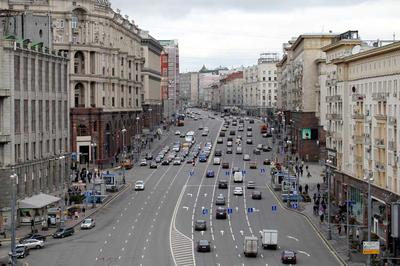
[{"left": 111, "top": 0, "right": 399, "bottom": 72}]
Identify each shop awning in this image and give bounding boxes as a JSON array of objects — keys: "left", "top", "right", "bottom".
[{"left": 18, "top": 193, "right": 60, "bottom": 209}]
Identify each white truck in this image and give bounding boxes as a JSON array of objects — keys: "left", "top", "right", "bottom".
[
  {"left": 243, "top": 236, "right": 258, "bottom": 257},
  {"left": 233, "top": 171, "right": 243, "bottom": 183},
  {"left": 260, "top": 229, "right": 278, "bottom": 249}
]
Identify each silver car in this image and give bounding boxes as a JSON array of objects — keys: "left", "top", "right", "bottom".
[
  {"left": 17, "top": 239, "right": 44, "bottom": 249},
  {"left": 81, "top": 218, "right": 95, "bottom": 229}
]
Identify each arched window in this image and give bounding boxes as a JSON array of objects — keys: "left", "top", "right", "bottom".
[
  {"left": 74, "top": 83, "right": 85, "bottom": 107},
  {"left": 77, "top": 124, "right": 88, "bottom": 136},
  {"left": 74, "top": 51, "right": 85, "bottom": 74}
]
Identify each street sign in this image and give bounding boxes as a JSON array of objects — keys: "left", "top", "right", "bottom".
[
  {"left": 291, "top": 202, "right": 298, "bottom": 209},
  {"left": 247, "top": 207, "right": 254, "bottom": 213},
  {"left": 71, "top": 152, "right": 77, "bottom": 161},
  {"left": 260, "top": 168, "right": 265, "bottom": 174},
  {"left": 362, "top": 241, "right": 380, "bottom": 255},
  {"left": 225, "top": 171, "right": 230, "bottom": 176},
  {"left": 202, "top": 208, "right": 208, "bottom": 215},
  {"left": 242, "top": 170, "right": 246, "bottom": 175},
  {"left": 227, "top": 208, "right": 233, "bottom": 214},
  {"left": 272, "top": 205, "right": 277, "bottom": 212},
  {"left": 189, "top": 170, "right": 194, "bottom": 176}
]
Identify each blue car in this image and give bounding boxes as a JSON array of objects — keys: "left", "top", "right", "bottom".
[
  {"left": 206, "top": 170, "right": 215, "bottom": 177},
  {"left": 199, "top": 154, "right": 208, "bottom": 162}
]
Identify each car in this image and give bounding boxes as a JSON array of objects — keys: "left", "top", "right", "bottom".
[
  {"left": 262, "top": 133, "right": 268, "bottom": 138},
  {"left": 237, "top": 135, "right": 243, "bottom": 140},
  {"left": 206, "top": 170, "right": 215, "bottom": 177},
  {"left": 281, "top": 250, "right": 297, "bottom": 264},
  {"left": 218, "top": 180, "right": 228, "bottom": 189},
  {"left": 180, "top": 133, "right": 185, "bottom": 138},
  {"left": 226, "top": 147, "right": 233, "bottom": 154},
  {"left": 215, "top": 207, "right": 227, "bottom": 219},
  {"left": 236, "top": 146, "right": 243, "bottom": 154},
  {"left": 217, "top": 137, "right": 223, "bottom": 144},
  {"left": 246, "top": 132, "right": 253, "bottom": 137},
  {"left": 197, "top": 239, "right": 211, "bottom": 252},
  {"left": 243, "top": 154, "right": 250, "bottom": 161},
  {"left": 219, "top": 132, "right": 226, "bottom": 137},
  {"left": 161, "top": 159, "right": 170, "bottom": 165},
  {"left": 53, "top": 227, "right": 74, "bottom": 238},
  {"left": 135, "top": 180, "right": 145, "bottom": 190},
  {"left": 194, "top": 220, "right": 207, "bottom": 231},
  {"left": 214, "top": 150, "right": 222, "bottom": 157},
  {"left": 252, "top": 191, "right": 262, "bottom": 200},
  {"left": 81, "top": 218, "right": 95, "bottom": 229},
  {"left": 256, "top": 144, "right": 263, "bottom": 149},
  {"left": 173, "top": 158, "right": 182, "bottom": 165},
  {"left": 249, "top": 161, "right": 257, "bottom": 169},
  {"left": 238, "top": 126, "right": 244, "bottom": 132},
  {"left": 247, "top": 126, "right": 252, "bottom": 131},
  {"left": 232, "top": 167, "right": 240, "bottom": 174},
  {"left": 145, "top": 153, "right": 153, "bottom": 160},
  {"left": 172, "top": 145, "right": 180, "bottom": 152},
  {"left": 266, "top": 133, "right": 272, "bottom": 138},
  {"left": 155, "top": 156, "right": 162, "bottom": 163},
  {"left": 194, "top": 117, "right": 198, "bottom": 121},
  {"left": 213, "top": 157, "right": 221, "bottom": 165},
  {"left": 263, "top": 159, "right": 271, "bottom": 165},
  {"left": 221, "top": 127, "right": 227, "bottom": 132},
  {"left": 19, "top": 233, "right": 46, "bottom": 243},
  {"left": 229, "top": 130, "right": 236, "bottom": 136},
  {"left": 17, "top": 239, "right": 44, "bottom": 249},
  {"left": 175, "top": 130, "right": 181, "bottom": 135},
  {"left": 263, "top": 146, "right": 272, "bottom": 152},
  {"left": 253, "top": 148, "right": 261, "bottom": 155},
  {"left": 233, "top": 187, "right": 243, "bottom": 195},
  {"left": 247, "top": 181, "right": 256, "bottom": 189},
  {"left": 199, "top": 155, "right": 207, "bottom": 162},
  {"left": 246, "top": 138, "right": 253, "bottom": 144},
  {"left": 140, "top": 159, "right": 148, "bottom": 166},
  {"left": 149, "top": 161, "right": 158, "bottom": 168},
  {"left": 11, "top": 245, "right": 29, "bottom": 259},
  {"left": 202, "top": 131, "right": 208, "bottom": 136},
  {"left": 227, "top": 141, "right": 233, "bottom": 147},
  {"left": 215, "top": 194, "right": 225, "bottom": 205},
  {"left": 222, "top": 162, "right": 229, "bottom": 169}
]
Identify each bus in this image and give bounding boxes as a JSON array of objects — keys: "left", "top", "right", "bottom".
[{"left": 185, "top": 131, "right": 195, "bottom": 144}]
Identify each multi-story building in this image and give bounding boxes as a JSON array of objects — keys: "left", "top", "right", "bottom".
[
  {"left": 198, "top": 65, "right": 224, "bottom": 107},
  {"left": 179, "top": 72, "right": 192, "bottom": 106},
  {"left": 159, "top": 40, "right": 179, "bottom": 115},
  {"left": 243, "top": 53, "right": 279, "bottom": 116},
  {"left": 329, "top": 41, "right": 400, "bottom": 255},
  {"left": 190, "top": 72, "right": 199, "bottom": 106},
  {"left": 220, "top": 71, "right": 244, "bottom": 111},
  {"left": 140, "top": 30, "right": 163, "bottom": 131},
  {"left": 0, "top": 21, "right": 69, "bottom": 227},
  {"left": 277, "top": 33, "right": 337, "bottom": 161},
  {"left": 5, "top": 0, "right": 149, "bottom": 166}
]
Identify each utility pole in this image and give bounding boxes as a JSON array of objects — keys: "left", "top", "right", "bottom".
[
  {"left": 325, "top": 160, "right": 333, "bottom": 240},
  {"left": 347, "top": 186, "right": 351, "bottom": 260},
  {"left": 122, "top": 128, "right": 127, "bottom": 184},
  {"left": 59, "top": 156, "right": 66, "bottom": 227},
  {"left": 10, "top": 173, "right": 18, "bottom": 266},
  {"left": 365, "top": 173, "right": 373, "bottom": 266},
  {"left": 90, "top": 142, "right": 97, "bottom": 208}
]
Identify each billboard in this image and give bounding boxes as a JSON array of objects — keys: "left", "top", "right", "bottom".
[
  {"left": 302, "top": 128, "right": 318, "bottom": 140},
  {"left": 362, "top": 241, "right": 380, "bottom": 255}
]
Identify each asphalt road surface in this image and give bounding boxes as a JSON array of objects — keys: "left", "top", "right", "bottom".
[{"left": 23, "top": 110, "right": 341, "bottom": 266}]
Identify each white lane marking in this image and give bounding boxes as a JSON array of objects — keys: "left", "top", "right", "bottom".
[
  {"left": 182, "top": 206, "right": 189, "bottom": 210},
  {"left": 220, "top": 230, "right": 224, "bottom": 236},
  {"left": 287, "top": 235, "right": 299, "bottom": 242},
  {"left": 240, "top": 230, "right": 243, "bottom": 236},
  {"left": 187, "top": 193, "right": 193, "bottom": 197},
  {"left": 297, "top": 250, "right": 311, "bottom": 257},
  {"left": 232, "top": 234, "right": 235, "bottom": 241},
  {"left": 204, "top": 193, "right": 207, "bottom": 197}
]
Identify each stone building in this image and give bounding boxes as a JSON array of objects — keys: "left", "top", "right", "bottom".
[
  {"left": 0, "top": 37, "right": 69, "bottom": 226},
  {"left": 220, "top": 71, "right": 244, "bottom": 111}
]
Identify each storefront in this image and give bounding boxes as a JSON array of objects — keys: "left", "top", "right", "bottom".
[{"left": 18, "top": 193, "right": 61, "bottom": 226}]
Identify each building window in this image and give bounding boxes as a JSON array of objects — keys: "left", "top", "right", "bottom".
[
  {"left": 45, "top": 100, "right": 49, "bottom": 131},
  {"left": 14, "top": 55, "right": 20, "bottom": 91},
  {"left": 112, "top": 97, "right": 115, "bottom": 107},
  {"left": 112, "top": 68, "right": 115, "bottom": 76},
  {"left": 14, "top": 100, "right": 20, "bottom": 133},
  {"left": 23, "top": 100, "right": 28, "bottom": 133},
  {"left": 71, "top": 16, "right": 78, "bottom": 29},
  {"left": 129, "top": 86, "right": 132, "bottom": 94},
  {"left": 135, "top": 87, "right": 138, "bottom": 95},
  {"left": 39, "top": 100, "right": 43, "bottom": 132},
  {"left": 31, "top": 58, "right": 35, "bottom": 90},
  {"left": 102, "top": 97, "right": 106, "bottom": 106},
  {"left": 31, "top": 100, "right": 36, "bottom": 133},
  {"left": 52, "top": 101, "right": 56, "bottom": 132},
  {"left": 121, "top": 98, "right": 124, "bottom": 107}
]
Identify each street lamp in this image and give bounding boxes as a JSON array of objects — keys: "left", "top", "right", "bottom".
[
  {"left": 148, "top": 108, "right": 153, "bottom": 130},
  {"left": 9, "top": 173, "right": 18, "bottom": 266},
  {"left": 121, "top": 128, "right": 127, "bottom": 184},
  {"left": 90, "top": 142, "right": 97, "bottom": 208},
  {"left": 364, "top": 172, "right": 374, "bottom": 266},
  {"left": 58, "top": 156, "right": 66, "bottom": 226},
  {"left": 325, "top": 159, "right": 334, "bottom": 240}
]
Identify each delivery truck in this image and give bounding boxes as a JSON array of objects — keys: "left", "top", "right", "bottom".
[
  {"left": 260, "top": 229, "right": 278, "bottom": 249},
  {"left": 243, "top": 236, "right": 258, "bottom": 257}
]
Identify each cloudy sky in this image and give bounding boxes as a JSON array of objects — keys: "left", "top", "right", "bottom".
[{"left": 111, "top": 0, "right": 399, "bottom": 72}]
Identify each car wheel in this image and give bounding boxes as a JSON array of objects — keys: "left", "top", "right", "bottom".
[{"left": 36, "top": 245, "right": 41, "bottom": 249}]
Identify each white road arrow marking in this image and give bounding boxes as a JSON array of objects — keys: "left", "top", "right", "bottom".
[
  {"left": 220, "top": 230, "right": 224, "bottom": 236},
  {"left": 183, "top": 206, "right": 189, "bottom": 210},
  {"left": 235, "top": 206, "right": 239, "bottom": 212},
  {"left": 240, "top": 230, "right": 244, "bottom": 236},
  {"left": 287, "top": 235, "right": 299, "bottom": 242},
  {"left": 204, "top": 193, "right": 207, "bottom": 197},
  {"left": 201, "top": 231, "right": 204, "bottom": 235},
  {"left": 187, "top": 193, "right": 193, "bottom": 197},
  {"left": 297, "top": 250, "right": 311, "bottom": 257}
]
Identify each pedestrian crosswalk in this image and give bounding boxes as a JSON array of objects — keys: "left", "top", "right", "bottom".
[{"left": 171, "top": 229, "right": 195, "bottom": 266}]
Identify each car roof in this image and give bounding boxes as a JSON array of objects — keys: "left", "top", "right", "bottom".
[{"left": 199, "top": 239, "right": 209, "bottom": 244}]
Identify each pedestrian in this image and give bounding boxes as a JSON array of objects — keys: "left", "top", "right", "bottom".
[
  {"left": 319, "top": 210, "right": 324, "bottom": 224},
  {"left": 299, "top": 185, "right": 303, "bottom": 194},
  {"left": 313, "top": 193, "right": 317, "bottom": 202},
  {"left": 337, "top": 223, "right": 342, "bottom": 235},
  {"left": 192, "top": 160, "right": 195, "bottom": 167},
  {"left": 313, "top": 204, "right": 318, "bottom": 215},
  {"left": 300, "top": 167, "right": 304, "bottom": 177},
  {"left": 317, "top": 193, "right": 321, "bottom": 202},
  {"left": 344, "top": 224, "right": 347, "bottom": 234},
  {"left": 305, "top": 184, "right": 309, "bottom": 194},
  {"left": 317, "top": 183, "right": 321, "bottom": 192}
]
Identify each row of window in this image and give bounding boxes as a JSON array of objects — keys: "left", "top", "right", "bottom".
[{"left": 14, "top": 138, "right": 68, "bottom": 163}]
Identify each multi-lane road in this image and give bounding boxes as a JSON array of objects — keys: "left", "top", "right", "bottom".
[{"left": 23, "top": 110, "right": 341, "bottom": 266}]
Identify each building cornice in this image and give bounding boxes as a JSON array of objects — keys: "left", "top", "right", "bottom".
[{"left": 322, "top": 39, "right": 362, "bottom": 52}]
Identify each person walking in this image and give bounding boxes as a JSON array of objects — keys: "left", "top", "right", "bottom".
[
  {"left": 317, "top": 183, "right": 321, "bottom": 192},
  {"left": 313, "top": 193, "right": 317, "bottom": 202},
  {"left": 319, "top": 209, "right": 325, "bottom": 224},
  {"left": 299, "top": 185, "right": 303, "bottom": 194},
  {"left": 305, "top": 184, "right": 309, "bottom": 194}
]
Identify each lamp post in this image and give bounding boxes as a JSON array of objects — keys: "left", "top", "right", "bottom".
[
  {"left": 148, "top": 108, "right": 153, "bottom": 131},
  {"left": 364, "top": 173, "right": 374, "bottom": 266},
  {"left": 58, "top": 156, "right": 66, "bottom": 227},
  {"left": 325, "top": 159, "right": 333, "bottom": 240},
  {"left": 9, "top": 173, "right": 18, "bottom": 266},
  {"left": 121, "top": 128, "right": 127, "bottom": 184},
  {"left": 136, "top": 117, "right": 140, "bottom": 162},
  {"left": 90, "top": 142, "right": 97, "bottom": 208}
]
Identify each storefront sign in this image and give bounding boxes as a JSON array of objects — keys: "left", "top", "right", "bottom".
[{"left": 363, "top": 241, "right": 380, "bottom": 255}]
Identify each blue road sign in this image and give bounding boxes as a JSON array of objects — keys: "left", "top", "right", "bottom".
[
  {"left": 189, "top": 170, "right": 194, "bottom": 176},
  {"left": 202, "top": 208, "right": 208, "bottom": 215},
  {"left": 247, "top": 207, "right": 254, "bottom": 213},
  {"left": 272, "top": 205, "right": 277, "bottom": 212},
  {"left": 291, "top": 202, "right": 298, "bottom": 209},
  {"left": 71, "top": 152, "right": 77, "bottom": 161},
  {"left": 225, "top": 171, "right": 230, "bottom": 176},
  {"left": 227, "top": 208, "right": 233, "bottom": 214},
  {"left": 260, "top": 168, "right": 265, "bottom": 174},
  {"left": 242, "top": 170, "right": 247, "bottom": 175}
]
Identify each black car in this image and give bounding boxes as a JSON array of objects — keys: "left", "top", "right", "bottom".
[
  {"left": 281, "top": 250, "right": 297, "bottom": 264},
  {"left": 197, "top": 240, "right": 211, "bottom": 252},
  {"left": 229, "top": 130, "right": 236, "bottom": 136},
  {"left": 219, "top": 131, "right": 225, "bottom": 137},
  {"left": 214, "top": 150, "right": 222, "bottom": 157},
  {"left": 253, "top": 149, "right": 261, "bottom": 155},
  {"left": 249, "top": 119, "right": 254, "bottom": 124},
  {"left": 215, "top": 207, "right": 227, "bottom": 219},
  {"left": 218, "top": 180, "right": 228, "bottom": 189},
  {"left": 194, "top": 220, "right": 207, "bottom": 231},
  {"left": 263, "top": 159, "right": 271, "bottom": 165},
  {"left": 263, "top": 146, "right": 272, "bottom": 152},
  {"left": 227, "top": 136, "right": 233, "bottom": 142},
  {"left": 247, "top": 127, "right": 252, "bottom": 131},
  {"left": 226, "top": 147, "right": 233, "bottom": 154},
  {"left": 53, "top": 227, "right": 74, "bottom": 238},
  {"left": 19, "top": 233, "right": 46, "bottom": 243},
  {"left": 162, "top": 159, "right": 170, "bottom": 165},
  {"left": 252, "top": 191, "right": 262, "bottom": 200}
]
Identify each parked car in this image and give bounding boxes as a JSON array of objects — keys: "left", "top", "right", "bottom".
[
  {"left": 194, "top": 220, "right": 207, "bottom": 231},
  {"left": 218, "top": 180, "right": 228, "bottom": 189},
  {"left": 19, "top": 233, "right": 46, "bottom": 243},
  {"left": 10, "top": 246, "right": 29, "bottom": 259},
  {"left": 281, "top": 250, "right": 297, "bottom": 264},
  {"left": 81, "top": 218, "right": 95, "bottom": 229},
  {"left": 53, "top": 227, "right": 74, "bottom": 238},
  {"left": 135, "top": 180, "right": 145, "bottom": 191},
  {"left": 17, "top": 239, "right": 44, "bottom": 249},
  {"left": 197, "top": 239, "right": 211, "bottom": 252},
  {"left": 252, "top": 191, "right": 262, "bottom": 200}
]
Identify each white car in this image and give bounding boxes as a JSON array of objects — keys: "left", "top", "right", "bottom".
[
  {"left": 81, "top": 218, "right": 95, "bottom": 229},
  {"left": 233, "top": 187, "right": 243, "bottom": 196},
  {"left": 17, "top": 239, "right": 44, "bottom": 249},
  {"left": 173, "top": 158, "right": 182, "bottom": 165},
  {"left": 175, "top": 130, "right": 181, "bottom": 135},
  {"left": 243, "top": 154, "right": 250, "bottom": 161},
  {"left": 140, "top": 159, "right": 148, "bottom": 166},
  {"left": 135, "top": 180, "right": 145, "bottom": 190},
  {"left": 202, "top": 131, "right": 208, "bottom": 136},
  {"left": 213, "top": 157, "right": 221, "bottom": 165},
  {"left": 227, "top": 141, "right": 233, "bottom": 147}
]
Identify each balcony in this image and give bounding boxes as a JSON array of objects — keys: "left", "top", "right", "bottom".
[
  {"left": 352, "top": 112, "right": 365, "bottom": 120},
  {"left": 325, "top": 95, "right": 342, "bottom": 102},
  {"left": 326, "top": 113, "right": 342, "bottom": 120},
  {"left": 374, "top": 114, "right": 387, "bottom": 121},
  {"left": 0, "top": 133, "right": 11, "bottom": 143},
  {"left": 372, "top": 92, "right": 389, "bottom": 101},
  {"left": 388, "top": 116, "right": 397, "bottom": 125},
  {"left": 374, "top": 138, "right": 385, "bottom": 148},
  {"left": 0, "top": 88, "right": 10, "bottom": 97},
  {"left": 388, "top": 141, "right": 397, "bottom": 152},
  {"left": 353, "top": 135, "right": 364, "bottom": 144},
  {"left": 352, "top": 94, "right": 365, "bottom": 102}
]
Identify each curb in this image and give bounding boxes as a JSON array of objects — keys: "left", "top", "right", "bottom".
[{"left": 267, "top": 184, "right": 348, "bottom": 266}]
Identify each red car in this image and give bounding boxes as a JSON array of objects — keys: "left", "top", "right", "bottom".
[{"left": 281, "top": 250, "right": 297, "bottom": 264}]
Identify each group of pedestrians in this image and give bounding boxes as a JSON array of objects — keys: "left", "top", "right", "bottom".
[
  {"left": 311, "top": 183, "right": 327, "bottom": 223},
  {"left": 294, "top": 160, "right": 312, "bottom": 178}
]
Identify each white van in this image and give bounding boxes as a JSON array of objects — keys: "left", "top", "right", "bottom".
[
  {"left": 233, "top": 171, "right": 243, "bottom": 183},
  {"left": 236, "top": 146, "right": 243, "bottom": 154}
]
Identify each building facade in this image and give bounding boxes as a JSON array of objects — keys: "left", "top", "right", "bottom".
[
  {"left": 178, "top": 72, "right": 192, "bottom": 106},
  {"left": 0, "top": 38, "right": 69, "bottom": 227},
  {"left": 220, "top": 71, "right": 244, "bottom": 111}
]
